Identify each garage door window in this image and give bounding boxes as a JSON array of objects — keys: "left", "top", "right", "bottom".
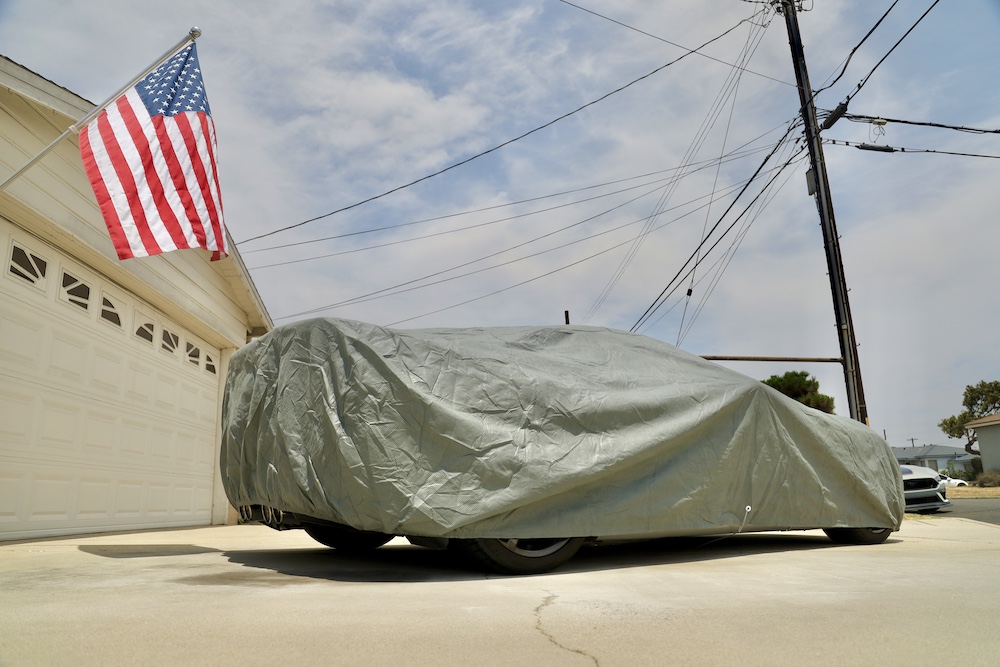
[
  {"left": 100, "top": 293, "right": 123, "bottom": 328},
  {"left": 60, "top": 271, "right": 91, "bottom": 311},
  {"left": 8, "top": 243, "right": 48, "bottom": 288},
  {"left": 134, "top": 315, "right": 155, "bottom": 344},
  {"left": 186, "top": 341, "right": 201, "bottom": 367},
  {"left": 161, "top": 328, "right": 179, "bottom": 355}
]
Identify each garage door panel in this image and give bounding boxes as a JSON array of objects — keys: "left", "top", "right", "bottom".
[
  {"left": 120, "top": 419, "right": 149, "bottom": 459},
  {"left": 179, "top": 381, "right": 203, "bottom": 421},
  {"left": 200, "top": 387, "right": 218, "bottom": 424},
  {"left": 175, "top": 485, "right": 194, "bottom": 514},
  {"left": 154, "top": 373, "right": 177, "bottom": 411},
  {"left": 115, "top": 481, "right": 145, "bottom": 517},
  {"left": 175, "top": 430, "right": 196, "bottom": 463},
  {"left": 0, "top": 471, "right": 24, "bottom": 523},
  {"left": 148, "top": 483, "right": 171, "bottom": 515},
  {"left": 124, "top": 360, "right": 154, "bottom": 404},
  {"left": 47, "top": 330, "right": 88, "bottom": 381},
  {"left": 152, "top": 427, "right": 174, "bottom": 461},
  {"left": 195, "top": 484, "right": 212, "bottom": 513},
  {"left": 38, "top": 398, "right": 80, "bottom": 451},
  {"left": 195, "top": 432, "right": 216, "bottom": 466},
  {"left": 78, "top": 477, "right": 114, "bottom": 519},
  {"left": 0, "top": 304, "right": 44, "bottom": 369},
  {"left": 28, "top": 474, "right": 74, "bottom": 521},
  {"left": 83, "top": 411, "right": 117, "bottom": 454},
  {"left": 90, "top": 347, "right": 125, "bottom": 395},
  {"left": 0, "top": 386, "right": 35, "bottom": 447}
]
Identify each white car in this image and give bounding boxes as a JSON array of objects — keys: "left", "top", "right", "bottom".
[
  {"left": 938, "top": 474, "right": 969, "bottom": 488},
  {"left": 900, "top": 465, "right": 952, "bottom": 513}
]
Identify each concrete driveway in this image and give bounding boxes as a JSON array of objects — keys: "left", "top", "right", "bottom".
[{"left": 2, "top": 517, "right": 998, "bottom": 666}]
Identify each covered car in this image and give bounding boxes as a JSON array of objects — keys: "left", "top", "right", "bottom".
[{"left": 220, "top": 318, "right": 904, "bottom": 573}]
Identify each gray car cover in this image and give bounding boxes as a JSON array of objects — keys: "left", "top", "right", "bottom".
[{"left": 220, "top": 318, "right": 904, "bottom": 539}]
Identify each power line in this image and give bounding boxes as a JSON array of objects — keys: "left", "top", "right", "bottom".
[
  {"left": 825, "top": 138, "right": 1000, "bottom": 159},
  {"left": 676, "top": 10, "right": 770, "bottom": 343},
  {"left": 283, "top": 205, "right": 689, "bottom": 323},
  {"left": 249, "top": 177, "right": 674, "bottom": 270},
  {"left": 630, "top": 127, "right": 802, "bottom": 333},
  {"left": 843, "top": 0, "right": 941, "bottom": 105},
  {"left": 673, "top": 150, "right": 806, "bottom": 344},
  {"left": 241, "top": 165, "right": 695, "bottom": 254},
  {"left": 244, "top": 142, "right": 778, "bottom": 260},
  {"left": 277, "top": 183, "right": 670, "bottom": 318},
  {"left": 584, "top": 11, "right": 775, "bottom": 324},
  {"left": 383, "top": 245, "right": 620, "bottom": 327},
  {"left": 379, "top": 165, "right": 795, "bottom": 328},
  {"left": 235, "top": 15, "right": 762, "bottom": 246},
  {"left": 813, "top": 0, "right": 899, "bottom": 96},
  {"left": 557, "top": 0, "right": 793, "bottom": 88},
  {"left": 278, "top": 178, "right": 671, "bottom": 311},
  {"left": 633, "top": 150, "right": 803, "bottom": 335},
  {"left": 249, "top": 147, "right": 777, "bottom": 271},
  {"left": 273, "top": 172, "right": 775, "bottom": 320},
  {"left": 843, "top": 114, "right": 1000, "bottom": 135}
]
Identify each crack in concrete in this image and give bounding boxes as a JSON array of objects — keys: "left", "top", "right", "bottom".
[{"left": 534, "top": 592, "right": 599, "bottom": 666}]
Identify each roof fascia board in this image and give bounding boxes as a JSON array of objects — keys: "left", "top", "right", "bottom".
[{"left": 0, "top": 56, "right": 91, "bottom": 122}]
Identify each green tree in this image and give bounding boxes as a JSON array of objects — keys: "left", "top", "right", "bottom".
[
  {"left": 762, "top": 370, "right": 835, "bottom": 414},
  {"left": 939, "top": 380, "right": 1000, "bottom": 455}
]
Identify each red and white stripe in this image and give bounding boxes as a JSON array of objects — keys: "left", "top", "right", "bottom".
[{"left": 79, "top": 87, "right": 227, "bottom": 261}]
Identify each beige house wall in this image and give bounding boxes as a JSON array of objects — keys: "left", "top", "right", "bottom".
[{"left": 972, "top": 421, "right": 1000, "bottom": 473}]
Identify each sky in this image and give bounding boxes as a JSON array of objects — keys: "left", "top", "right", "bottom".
[{"left": 2, "top": 0, "right": 998, "bottom": 450}]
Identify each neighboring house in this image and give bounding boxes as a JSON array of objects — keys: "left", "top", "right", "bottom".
[
  {"left": 966, "top": 413, "right": 1000, "bottom": 473},
  {"left": 0, "top": 55, "right": 271, "bottom": 540},
  {"left": 891, "top": 444, "right": 977, "bottom": 474}
]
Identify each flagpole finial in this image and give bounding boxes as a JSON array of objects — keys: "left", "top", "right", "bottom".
[{"left": 190, "top": 27, "right": 202, "bottom": 40}]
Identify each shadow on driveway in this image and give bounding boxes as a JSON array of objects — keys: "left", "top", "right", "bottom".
[
  {"left": 78, "top": 544, "right": 221, "bottom": 558},
  {"left": 215, "top": 532, "right": 888, "bottom": 584}
]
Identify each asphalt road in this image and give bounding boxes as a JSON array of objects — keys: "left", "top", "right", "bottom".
[
  {"left": 937, "top": 497, "right": 1000, "bottom": 525},
  {"left": 2, "top": 519, "right": 999, "bottom": 666}
]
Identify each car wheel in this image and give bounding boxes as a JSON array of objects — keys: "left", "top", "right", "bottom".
[
  {"left": 303, "top": 522, "right": 393, "bottom": 551},
  {"left": 450, "top": 537, "right": 586, "bottom": 575},
  {"left": 822, "top": 527, "right": 891, "bottom": 545}
]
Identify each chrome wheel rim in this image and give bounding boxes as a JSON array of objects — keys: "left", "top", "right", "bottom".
[{"left": 497, "top": 538, "right": 572, "bottom": 558}]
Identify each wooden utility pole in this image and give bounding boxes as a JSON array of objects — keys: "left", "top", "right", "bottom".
[{"left": 776, "top": 0, "right": 868, "bottom": 424}]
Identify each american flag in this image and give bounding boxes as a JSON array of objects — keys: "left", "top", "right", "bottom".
[{"left": 79, "top": 43, "right": 227, "bottom": 261}]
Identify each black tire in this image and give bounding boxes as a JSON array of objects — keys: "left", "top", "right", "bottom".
[
  {"left": 450, "top": 537, "right": 585, "bottom": 575},
  {"left": 303, "top": 522, "right": 393, "bottom": 552},
  {"left": 823, "top": 527, "right": 891, "bottom": 545}
]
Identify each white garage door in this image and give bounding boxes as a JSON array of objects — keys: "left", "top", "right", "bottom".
[{"left": 0, "top": 220, "right": 222, "bottom": 540}]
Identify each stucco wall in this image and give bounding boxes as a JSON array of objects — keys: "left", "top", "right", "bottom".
[{"left": 978, "top": 424, "right": 1000, "bottom": 473}]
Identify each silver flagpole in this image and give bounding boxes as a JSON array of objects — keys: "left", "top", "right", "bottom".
[{"left": 0, "top": 27, "right": 202, "bottom": 195}]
